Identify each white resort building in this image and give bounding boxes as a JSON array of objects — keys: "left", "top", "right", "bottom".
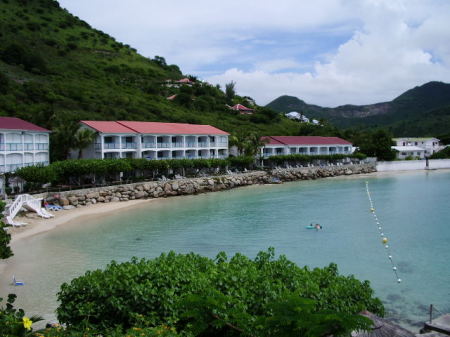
[
  {"left": 393, "top": 137, "right": 443, "bottom": 157},
  {"left": 0, "top": 117, "right": 50, "bottom": 173},
  {"left": 76, "top": 121, "right": 229, "bottom": 160},
  {"left": 260, "top": 136, "right": 353, "bottom": 157}
]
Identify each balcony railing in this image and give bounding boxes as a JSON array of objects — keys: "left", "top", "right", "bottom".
[
  {"left": 171, "top": 142, "right": 183, "bottom": 148},
  {"left": 142, "top": 142, "right": 156, "bottom": 148},
  {"left": 0, "top": 143, "right": 4, "bottom": 151},
  {"left": 198, "top": 142, "right": 208, "bottom": 147},
  {"left": 35, "top": 143, "right": 49, "bottom": 150},
  {"left": 5, "top": 143, "right": 23, "bottom": 151},
  {"left": 24, "top": 143, "right": 34, "bottom": 150},
  {"left": 209, "top": 142, "right": 216, "bottom": 147},
  {"left": 186, "top": 142, "right": 196, "bottom": 148},
  {"left": 157, "top": 142, "right": 170, "bottom": 148},
  {"left": 122, "top": 143, "right": 137, "bottom": 149}
]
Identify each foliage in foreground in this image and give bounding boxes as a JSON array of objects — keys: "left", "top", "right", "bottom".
[
  {"left": 0, "top": 294, "right": 41, "bottom": 337},
  {"left": 57, "top": 249, "right": 382, "bottom": 336}
]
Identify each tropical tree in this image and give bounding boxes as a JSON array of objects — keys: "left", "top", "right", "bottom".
[
  {"left": 244, "top": 132, "right": 268, "bottom": 157},
  {"left": 0, "top": 201, "right": 12, "bottom": 259},
  {"left": 50, "top": 121, "right": 80, "bottom": 161},
  {"left": 225, "top": 81, "right": 236, "bottom": 104},
  {"left": 73, "top": 128, "right": 97, "bottom": 159},
  {"left": 229, "top": 132, "right": 248, "bottom": 156}
]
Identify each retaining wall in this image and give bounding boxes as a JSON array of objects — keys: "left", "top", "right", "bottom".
[
  {"left": 41, "top": 164, "right": 376, "bottom": 208},
  {"left": 377, "top": 159, "right": 450, "bottom": 171}
]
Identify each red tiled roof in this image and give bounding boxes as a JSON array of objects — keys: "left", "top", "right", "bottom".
[
  {"left": 0, "top": 117, "right": 50, "bottom": 132},
  {"left": 176, "top": 78, "right": 193, "bottom": 83},
  {"left": 80, "top": 121, "right": 137, "bottom": 133},
  {"left": 263, "top": 136, "right": 352, "bottom": 146},
  {"left": 167, "top": 94, "right": 177, "bottom": 100},
  {"left": 231, "top": 104, "right": 254, "bottom": 111},
  {"left": 118, "top": 121, "right": 229, "bottom": 135}
]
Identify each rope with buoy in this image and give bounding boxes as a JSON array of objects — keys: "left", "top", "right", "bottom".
[{"left": 365, "top": 181, "right": 402, "bottom": 284}]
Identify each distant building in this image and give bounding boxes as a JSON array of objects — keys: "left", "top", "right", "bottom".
[
  {"left": 392, "top": 146, "right": 425, "bottom": 159},
  {"left": 393, "top": 137, "right": 443, "bottom": 157},
  {"left": 0, "top": 117, "right": 50, "bottom": 174},
  {"left": 75, "top": 120, "right": 229, "bottom": 160},
  {"left": 230, "top": 104, "right": 254, "bottom": 115},
  {"left": 260, "top": 136, "right": 352, "bottom": 157},
  {"left": 164, "top": 78, "right": 195, "bottom": 88},
  {"left": 285, "top": 111, "right": 310, "bottom": 123}
]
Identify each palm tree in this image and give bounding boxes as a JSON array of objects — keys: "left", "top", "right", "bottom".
[
  {"left": 51, "top": 121, "right": 80, "bottom": 160},
  {"left": 73, "top": 128, "right": 97, "bottom": 159},
  {"left": 229, "top": 132, "right": 247, "bottom": 156},
  {"left": 243, "top": 132, "right": 268, "bottom": 157}
]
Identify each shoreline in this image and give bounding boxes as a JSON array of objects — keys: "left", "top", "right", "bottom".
[{"left": 6, "top": 167, "right": 449, "bottom": 246}]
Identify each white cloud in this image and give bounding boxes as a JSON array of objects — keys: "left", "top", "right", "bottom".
[{"left": 58, "top": 0, "right": 450, "bottom": 106}]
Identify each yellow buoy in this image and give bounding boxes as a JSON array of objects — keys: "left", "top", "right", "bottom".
[
  {"left": 370, "top": 208, "right": 375, "bottom": 212},
  {"left": 382, "top": 237, "right": 388, "bottom": 244}
]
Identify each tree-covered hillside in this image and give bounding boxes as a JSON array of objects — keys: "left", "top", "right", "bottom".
[
  {"left": 267, "top": 81, "right": 450, "bottom": 137},
  {"left": 0, "top": 0, "right": 301, "bottom": 159}
]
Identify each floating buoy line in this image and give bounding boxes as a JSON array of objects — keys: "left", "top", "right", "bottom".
[{"left": 365, "top": 181, "right": 402, "bottom": 284}]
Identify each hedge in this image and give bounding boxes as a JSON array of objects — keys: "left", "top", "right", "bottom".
[{"left": 264, "top": 153, "right": 366, "bottom": 166}]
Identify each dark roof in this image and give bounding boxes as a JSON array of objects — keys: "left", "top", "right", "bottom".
[
  {"left": 352, "top": 311, "right": 416, "bottom": 337},
  {"left": 0, "top": 117, "right": 50, "bottom": 132}
]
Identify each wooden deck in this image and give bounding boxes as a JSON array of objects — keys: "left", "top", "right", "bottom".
[{"left": 423, "top": 314, "right": 450, "bottom": 336}]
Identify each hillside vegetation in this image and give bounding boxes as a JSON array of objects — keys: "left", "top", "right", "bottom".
[
  {"left": 267, "top": 81, "right": 450, "bottom": 137},
  {"left": 0, "top": 0, "right": 301, "bottom": 160}
]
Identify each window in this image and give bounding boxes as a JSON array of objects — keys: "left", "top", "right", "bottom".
[
  {"left": 104, "top": 137, "right": 113, "bottom": 143},
  {"left": 125, "top": 137, "right": 133, "bottom": 143}
]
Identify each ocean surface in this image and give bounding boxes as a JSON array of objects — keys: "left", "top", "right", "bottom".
[{"left": 1, "top": 170, "right": 449, "bottom": 330}]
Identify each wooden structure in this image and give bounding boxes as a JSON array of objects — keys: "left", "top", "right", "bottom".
[{"left": 352, "top": 311, "right": 416, "bottom": 337}]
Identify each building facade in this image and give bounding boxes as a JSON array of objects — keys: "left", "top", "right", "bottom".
[
  {"left": 75, "top": 121, "right": 229, "bottom": 160},
  {"left": 393, "top": 137, "right": 443, "bottom": 157},
  {"left": 260, "top": 136, "right": 353, "bottom": 157},
  {"left": 392, "top": 146, "right": 425, "bottom": 159},
  {"left": 0, "top": 117, "right": 50, "bottom": 174}
]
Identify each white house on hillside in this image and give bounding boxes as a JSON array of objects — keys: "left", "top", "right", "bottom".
[
  {"left": 260, "top": 136, "right": 353, "bottom": 157},
  {"left": 0, "top": 117, "right": 50, "bottom": 173},
  {"left": 392, "top": 137, "right": 443, "bottom": 158},
  {"left": 75, "top": 121, "right": 229, "bottom": 160}
]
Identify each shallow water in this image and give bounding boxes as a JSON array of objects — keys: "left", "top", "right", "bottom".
[{"left": 1, "top": 170, "right": 450, "bottom": 329}]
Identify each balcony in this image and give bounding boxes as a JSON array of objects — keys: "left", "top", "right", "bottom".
[
  {"left": 122, "top": 142, "right": 137, "bottom": 149},
  {"left": 142, "top": 142, "right": 156, "bottom": 149},
  {"left": 35, "top": 143, "right": 49, "bottom": 150},
  {"left": 5, "top": 143, "right": 23, "bottom": 151},
  {"left": 157, "top": 142, "right": 170, "bottom": 149},
  {"left": 186, "top": 142, "right": 196, "bottom": 148},
  {"left": 0, "top": 143, "right": 4, "bottom": 151},
  {"left": 24, "top": 143, "right": 34, "bottom": 151},
  {"left": 209, "top": 142, "right": 216, "bottom": 147},
  {"left": 198, "top": 142, "right": 208, "bottom": 148},
  {"left": 171, "top": 142, "right": 183, "bottom": 148}
]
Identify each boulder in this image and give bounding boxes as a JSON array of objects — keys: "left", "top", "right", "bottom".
[
  {"left": 63, "top": 205, "right": 76, "bottom": 210},
  {"left": 59, "top": 198, "right": 70, "bottom": 206},
  {"left": 86, "top": 192, "right": 99, "bottom": 199},
  {"left": 134, "top": 191, "right": 146, "bottom": 199}
]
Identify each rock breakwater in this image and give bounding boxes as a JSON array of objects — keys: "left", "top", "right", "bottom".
[{"left": 49, "top": 164, "right": 375, "bottom": 208}]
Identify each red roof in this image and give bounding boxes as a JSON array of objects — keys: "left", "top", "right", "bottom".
[
  {"left": 0, "top": 117, "right": 50, "bottom": 132},
  {"left": 80, "top": 120, "right": 229, "bottom": 135},
  {"left": 262, "top": 136, "right": 352, "bottom": 146},
  {"left": 176, "top": 78, "right": 193, "bottom": 83},
  {"left": 118, "top": 121, "right": 229, "bottom": 135},
  {"left": 231, "top": 104, "right": 254, "bottom": 111},
  {"left": 80, "top": 121, "right": 137, "bottom": 133}
]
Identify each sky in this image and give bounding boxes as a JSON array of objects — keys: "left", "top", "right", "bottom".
[{"left": 57, "top": 0, "right": 450, "bottom": 107}]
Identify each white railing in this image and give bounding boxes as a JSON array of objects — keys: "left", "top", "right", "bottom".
[{"left": 4, "top": 194, "right": 54, "bottom": 226}]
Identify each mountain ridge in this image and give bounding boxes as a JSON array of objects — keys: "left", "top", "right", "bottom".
[{"left": 266, "top": 81, "right": 450, "bottom": 136}]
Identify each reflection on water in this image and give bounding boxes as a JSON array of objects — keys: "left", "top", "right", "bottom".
[{"left": 1, "top": 170, "right": 450, "bottom": 329}]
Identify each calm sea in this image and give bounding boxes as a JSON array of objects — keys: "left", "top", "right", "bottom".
[{"left": 1, "top": 170, "right": 449, "bottom": 329}]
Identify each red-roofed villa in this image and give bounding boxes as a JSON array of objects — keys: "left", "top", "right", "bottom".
[
  {"left": 230, "top": 104, "right": 254, "bottom": 115},
  {"left": 0, "top": 117, "right": 50, "bottom": 174},
  {"left": 260, "top": 136, "right": 353, "bottom": 157},
  {"left": 76, "top": 121, "right": 229, "bottom": 160}
]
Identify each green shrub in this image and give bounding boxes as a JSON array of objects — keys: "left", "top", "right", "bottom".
[
  {"left": 430, "top": 146, "right": 450, "bottom": 159},
  {"left": 57, "top": 249, "right": 383, "bottom": 334}
]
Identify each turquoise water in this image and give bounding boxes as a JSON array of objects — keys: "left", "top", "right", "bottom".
[{"left": 1, "top": 170, "right": 450, "bottom": 329}]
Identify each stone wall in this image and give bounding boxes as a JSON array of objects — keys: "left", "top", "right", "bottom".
[{"left": 50, "top": 164, "right": 376, "bottom": 208}]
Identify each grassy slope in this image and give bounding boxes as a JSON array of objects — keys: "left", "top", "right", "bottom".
[{"left": 0, "top": 0, "right": 300, "bottom": 137}]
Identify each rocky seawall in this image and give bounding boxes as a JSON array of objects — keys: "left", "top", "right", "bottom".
[{"left": 47, "top": 164, "right": 375, "bottom": 208}]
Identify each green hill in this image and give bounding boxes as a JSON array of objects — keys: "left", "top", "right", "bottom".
[
  {"left": 0, "top": 0, "right": 301, "bottom": 159},
  {"left": 266, "top": 81, "right": 450, "bottom": 136}
]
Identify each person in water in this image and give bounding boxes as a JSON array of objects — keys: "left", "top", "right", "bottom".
[{"left": 314, "top": 224, "right": 322, "bottom": 230}]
